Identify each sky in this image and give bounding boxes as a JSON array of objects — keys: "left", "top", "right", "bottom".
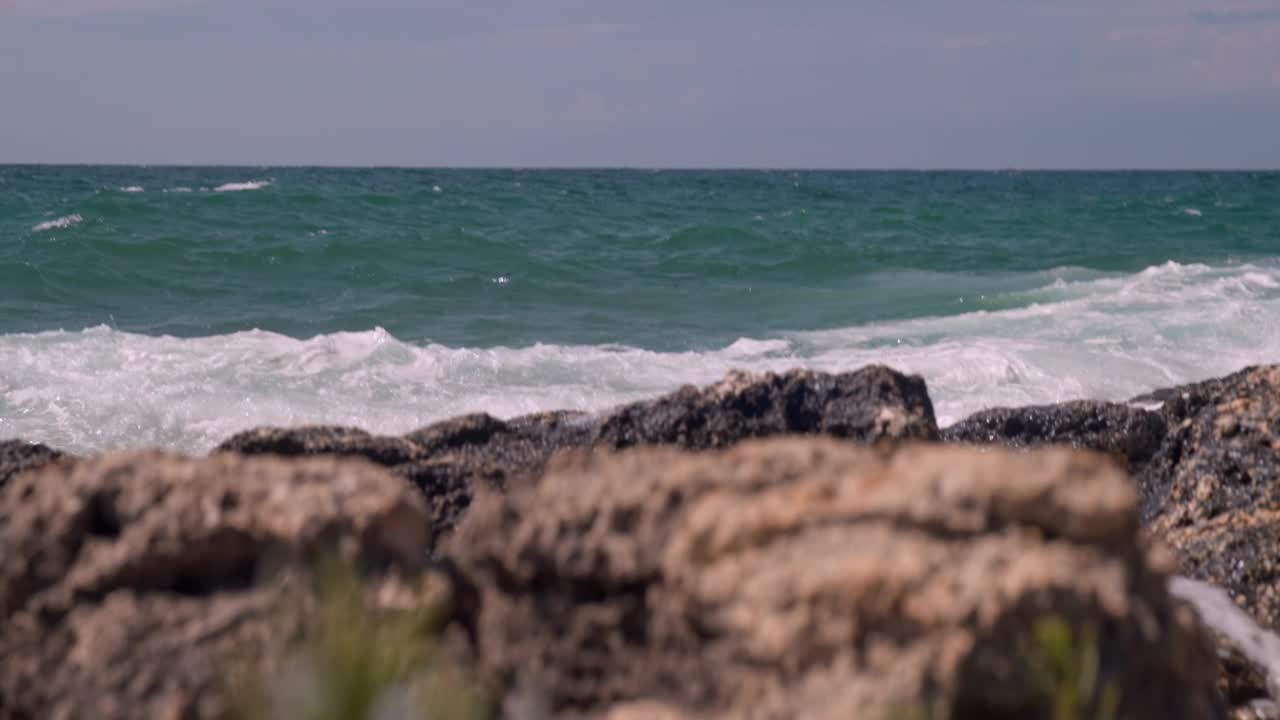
[{"left": 2, "top": 0, "right": 1279, "bottom": 168}]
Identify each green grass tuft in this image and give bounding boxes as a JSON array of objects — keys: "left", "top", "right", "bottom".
[
  {"left": 1030, "top": 616, "right": 1121, "bottom": 720},
  {"left": 228, "top": 556, "right": 490, "bottom": 720}
]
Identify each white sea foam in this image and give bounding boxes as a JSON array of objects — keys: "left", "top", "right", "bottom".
[
  {"left": 213, "top": 180, "right": 271, "bottom": 192},
  {"left": 164, "top": 187, "right": 194, "bottom": 193},
  {"left": 31, "top": 214, "right": 82, "bottom": 232},
  {"left": 1184, "top": 208, "right": 1203, "bottom": 217},
  {"left": 119, "top": 186, "right": 145, "bottom": 193},
  {"left": 2, "top": 259, "right": 1278, "bottom": 454}
]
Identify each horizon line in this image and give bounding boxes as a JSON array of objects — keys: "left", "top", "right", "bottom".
[{"left": 3, "top": 162, "right": 1279, "bottom": 173}]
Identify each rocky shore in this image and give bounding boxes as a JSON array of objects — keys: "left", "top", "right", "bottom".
[{"left": 3, "top": 363, "right": 1279, "bottom": 718}]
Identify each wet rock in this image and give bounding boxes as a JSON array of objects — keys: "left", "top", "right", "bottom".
[
  {"left": 1138, "top": 366, "right": 1280, "bottom": 629},
  {"left": 1137, "top": 365, "right": 1280, "bottom": 524},
  {"left": 404, "top": 410, "right": 592, "bottom": 459},
  {"left": 220, "top": 412, "right": 594, "bottom": 548},
  {"left": 398, "top": 410, "right": 595, "bottom": 536},
  {"left": 218, "top": 367, "right": 936, "bottom": 547},
  {"left": 940, "top": 400, "right": 1167, "bottom": 470},
  {"left": 445, "top": 438, "right": 1221, "bottom": 719},
  {"left": 0, "top": 451, "right": 431, "bottom": 720},
  {"left": 0, "top": 439, "right": 69, "bottom": 490},
  {"left": 215, "top": 425, "right": 423, "bottom": 466},
  {"left": 593, "top": 365, "right": 938, "bottom": 450}
]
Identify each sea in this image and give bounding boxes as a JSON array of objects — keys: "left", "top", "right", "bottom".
[{"left": 2, "top": 166, "right": 1278, "bottom": 454}]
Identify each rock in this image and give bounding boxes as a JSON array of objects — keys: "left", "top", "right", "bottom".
[
  {"left": 0, "top": 438, "right": 69, "bottom": 490},
  {"left": 444, "top": 438, "right": 1221, "bottom": 719},
  {"left": 0, "top": 451, "right": 431, "bottom": 720},
  {"left": 215, "top": 425, "right": 424, "bottom": 466},
  {"left": 219, "top": 412, "right": 593, "bottom": 548},
  {"left": 404, "top": 410, "right": 592, "bottom": 459},
  {"left": 593, "top": 365, "right": 938, "bottom": 450},
  {"left": 218, "top": 366, "right": 935, "bottom": 547},
  {"left": 1138, "top": 366, "right": 1280, "bottom": 629},
  {"left": 397, "top": 411, "right": 595, "bottom": 538},
  {"left": 1138, "top": 365, "right": 1280, "bottom": 524},
  {"left": 937, "top": 365, "right": 1280, "bottom": 637},
  {"left": 940, "top": 400, "right": 1167, "bottom": 470}
]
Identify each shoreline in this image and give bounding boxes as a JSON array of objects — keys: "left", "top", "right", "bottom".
[{"left": 0, "top": 359, "right": 1259, "bottom": 467}]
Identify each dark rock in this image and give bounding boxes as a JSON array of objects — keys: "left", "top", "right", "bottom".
[
  {"left": 403, "top": 410, "right": 593, "bottom": 483},
  {"left": 0, "top": 439, "right": 69, "bottom": 490},
  {"left": 593, "top": 365, "right": 939, "bottom": 450},
  {"left": 405, "top": 410, "right": 591, "bottom": 456},
  {"left": 445, "top": 437, "right": 1221, "bottom": 719},
  {"left": 0, "top": 451, "right": 431, "bottom": 720},
  {"left": 217, "top": 412, "right": 592, "bottom": 550},
  {"left": 1138, "top": 365, "right": 1280, "bottom": 629},
  {"left": 215, "top": 425, "right": 423, "bottom": 465},
  {"left": 941, "top": 400, "right": 1167, "bottom": 470},
  {"left": 403, "top": 412, "right": 512, "bottom": 454},
  {"left": 1137, "top": 365, "right": 1280, "bottom": 523},
  {"left": 215, "top": 367, "right": 936, "bottom": 549},
  {"left": 399, "top": 411, "right": 594, "bottom": 544}
]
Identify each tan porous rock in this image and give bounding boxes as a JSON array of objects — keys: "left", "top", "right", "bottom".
[
  {"left": 447, "top": 438, "right": 1222, "bottom": 719},
  {"left": 0, "top": 451, "right": 431, "bottom": 720}
]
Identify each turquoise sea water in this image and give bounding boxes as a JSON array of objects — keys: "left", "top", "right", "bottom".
[{"left": 3, "top": 166, "right": 1279, "bottom": 452}]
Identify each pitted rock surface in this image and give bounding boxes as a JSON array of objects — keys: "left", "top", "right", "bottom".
[
  {"left": 219, "top": 366, "right": 937, "bottom": 547},
  {"left": 0, "top": 438, "right": 70, "bottom": 490},
  {"left": 593, "top": 365, "right": 938, "bottom": 450},
  {"left": 1139, "top": 366, "right": 1280, "bottom": 630},
  {"left": 446, "top": 438, "right": 1221, "bottom": 720},
  {"left": 941, "top": 400, "right": 1166, "bottom": 470},
  {"left": 0, "top": 451, "right": 431, "bottom": 720}
]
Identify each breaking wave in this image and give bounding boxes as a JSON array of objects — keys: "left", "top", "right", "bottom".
[{"left": 2, "top": 259, "right": 1277, "bottom": 454}]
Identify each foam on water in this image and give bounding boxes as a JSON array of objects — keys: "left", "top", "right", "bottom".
[
  {"left": 119, "top": 186, "right": 145, "bottom": 193},
  {"left": 213, "top": 180, "right": 271, "bottom": 192},
  {"left": 2, "top": 260, "right": 1278, "bottom": 453},
  {"left": 31, "top": 214, "right": 82, "bottom": 232}
]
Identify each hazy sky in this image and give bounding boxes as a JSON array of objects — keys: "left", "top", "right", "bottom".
[{"left": 3, "top": 0, "right": 1279, "bottom": 167}]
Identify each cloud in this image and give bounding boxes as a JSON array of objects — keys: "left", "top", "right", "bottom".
[
  {"left": 1089, "top": 4, "right": 1280, "bottom": 97},
  {"left": 4, "top": 0, "right": 204, "bottom": 17},
  {"left": 870, "top": 31, "right": 992, "bottom": 51},
  {"left": 1194, "top": 9, "right": 1280, "bottom": 25},
  {"left": 444, "top": 22, "right": 630, "bottom": 53}
]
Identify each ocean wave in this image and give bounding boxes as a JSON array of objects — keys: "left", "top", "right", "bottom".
[
  {"left": 213, "top": 180, "right": 271, "bottom": 192},
  {"left": 119, "top": 186, "right": 145, "bottom": 193},
  {"left": 1, "top": 259, "right": 1277, "bottom": 454},
  {"left": 31, "top": 214, "right": 82, "bottom": 232}
]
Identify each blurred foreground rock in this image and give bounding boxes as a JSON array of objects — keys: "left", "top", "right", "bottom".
[
  {"left": 6, "top": 362, "right": 1280, "bottom": 718},
  {"left": 943, "top": 366, "right": 1280, "bottom": 621},
  {"left": 0, "top": 451, "right": 431, "bottom": 720},
  {"left": 937, "top": 365, "right": 1280, "bottom": 717},
  {"left": 446, "top": 438, "right": 1222, "bottom": 719}
]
